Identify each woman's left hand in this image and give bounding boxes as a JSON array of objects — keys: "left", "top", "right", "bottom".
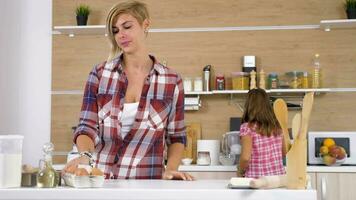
[{"left": 163, "top": 170, "right": 194, "bottom": 181}]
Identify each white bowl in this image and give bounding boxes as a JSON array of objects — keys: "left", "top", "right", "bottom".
[
  {"left": 181, "top": 158, "right": 193, "bottom": 165},
  {"left": 219, "top": 154, "right": 236, "bottom": 166},
  {"left": 63, "top": 173, "right": 105, "bottom": 188}
]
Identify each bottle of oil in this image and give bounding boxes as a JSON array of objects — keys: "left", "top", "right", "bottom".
[
  {"left": 37, "top": 142, "right": 59, "bottom": 188},
  {"left": 312, "top": 54, "right": 322, "bottom": 88}
]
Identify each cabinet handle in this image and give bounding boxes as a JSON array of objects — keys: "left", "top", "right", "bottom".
[{"left": 321, "top": 177, "right": 327, "bottom": 200}]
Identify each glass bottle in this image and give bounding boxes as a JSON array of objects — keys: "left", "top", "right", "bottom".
[
  {"left": 37, "top": 142, "right": 59, "bottom": 188},
  {"left": 312, "top": 54, "right": 322, "bottom": 88},
  {"left": 215, "top": 73, "right": 225, "bottom": 90},
  {"left": 302, "top": 72, "right": 309, "bottom": 89}
]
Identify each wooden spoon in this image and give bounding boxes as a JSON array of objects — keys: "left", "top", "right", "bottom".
[
  {"left": 298, "top": 92, "right": 314, "bottom": 140},
  {"left": 292, "top": 113, "right": 301, "bottom": 142},
  {"left": 273, "top": 98, "right": 291, "bottom": 152}
]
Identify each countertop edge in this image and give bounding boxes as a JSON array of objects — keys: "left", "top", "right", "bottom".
[{"left": 53, "top": 164, "right": 356, "bottom": 173}]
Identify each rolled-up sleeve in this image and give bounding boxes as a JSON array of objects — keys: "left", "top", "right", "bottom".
[
  {"left": 73, "top": 66, "right": 101, "bottom": 146},
  {"left": 166, "top": 75, "right": 186, "bottom": 145}
]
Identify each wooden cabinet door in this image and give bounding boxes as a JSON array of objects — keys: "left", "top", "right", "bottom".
[{"left": 316, "top": 173, "right": 356, "bottom": 200}]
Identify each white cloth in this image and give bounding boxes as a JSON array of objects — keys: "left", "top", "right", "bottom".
[{"left": 120, "top": 102, "right": 139, "bottom": 139}]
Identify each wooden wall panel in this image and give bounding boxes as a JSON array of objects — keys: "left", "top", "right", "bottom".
[
  {"left": 51, "top": 95, "right": 82, "bottom": 152},
  {"left": 53, "top": 29, "right": 356, "bottom": 89},
  {"left": 53, "top": 0, "right": 344, "bottom": 27},
  {"left": 52, "top": 0, "right": 356, "bottom": 160}
]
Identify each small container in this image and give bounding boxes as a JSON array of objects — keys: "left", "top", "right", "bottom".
[
  {"left": 302, "top": 72, "right": 309, "bottom": 89},
  {"left": 183, "top": 77, "right": 192, "bottom": 92},
  {"left": 215, "top": 74, "right": 225, "bottom": 90},
  {"left": 268, "top": 73, "right": 279, "bottom": 89},
  {"left": 286, "top": 71, "right": 303, "bottom": 89},
  {"left": 231, "top": 72, "right": 249, "bottom": 90},
  {"left": 0, "top": 135, "right": 24, "bottom": 188},
  {"left": 194, "top": 77, "right": 203, "bottom": 92}
]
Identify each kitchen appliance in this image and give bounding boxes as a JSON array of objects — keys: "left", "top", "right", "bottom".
[
  {"left": 0, "top": 135, "right": 24, "bottom": 188},
  {"left": 220, "top": 131, "right": 241, "bottom": 165},
  {"left": 242, "top": 55, "right": 256, "bottom": 73},
  {"left": 308, "top": 131, "right": 356, "bottom": 165},
  {"left": 197, "top": 140, "right": 220, "bottom": 165}
]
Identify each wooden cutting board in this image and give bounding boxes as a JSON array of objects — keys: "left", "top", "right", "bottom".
[
  {"left": 183, "top": 123, "right": 202, "bottom": 163},
  {"left": 273, "top": 99, "right": 291, "bottom": 152}
]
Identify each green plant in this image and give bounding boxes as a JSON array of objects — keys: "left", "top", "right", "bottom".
[
  {"left": 345, "top": 0, "right": 356, "bottom": 10},
  {"left": 76, "top": 4, "right": 91, "bottom": 16}
]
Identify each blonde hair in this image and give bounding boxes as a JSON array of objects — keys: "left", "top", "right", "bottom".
[
  {"left": 106, "top": 0, "right": 150, "bottom": 61},
  {"left": 242, "top": 88, "right": 281, "bottom": 137}
]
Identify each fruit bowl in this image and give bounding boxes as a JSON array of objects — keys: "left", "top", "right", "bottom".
[{"left": 319, "top": 154, "right": 347, "bottom": 166}]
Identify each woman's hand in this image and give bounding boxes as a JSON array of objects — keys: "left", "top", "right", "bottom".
[
  {"left": 61, "top": 156, "right": 89, "bottom": 176},
  {"left": 162, "top": 170, "right": 194, "bottom": 181}
]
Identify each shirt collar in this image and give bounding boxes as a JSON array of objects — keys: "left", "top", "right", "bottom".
[{"left": 111, "top": 54, "right": 163, "bottom": 75}]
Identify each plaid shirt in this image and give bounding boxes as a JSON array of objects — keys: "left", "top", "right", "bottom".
[
  {"left": 74, "top": 54, "right": 186, "bottom": 179},
  {"left": 239, "top": 123, "right": 285, "bottom": 178}
]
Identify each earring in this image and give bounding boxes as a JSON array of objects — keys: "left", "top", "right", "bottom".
[{"left": 144, "top": 29, "right": 148, "bottom": 33}]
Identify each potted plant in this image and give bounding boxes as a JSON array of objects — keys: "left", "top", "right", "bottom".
[
  {"left": 76, "top": 4, "right": 91, "bottom": 26},
  {"left": 345, "top": 0, "right": 356, "bottom": 19}
]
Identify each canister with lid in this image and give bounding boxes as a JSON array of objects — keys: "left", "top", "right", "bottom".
[
  {"left": 286, "top": 71, "right": 303, "bottom": 89},
  {"left": 268, "top": 73, "right": 279, "bottom": 89},
  {"left": 215, "top": 73, "right": 225, "bottom": 90},
  {"left": 231, "top": 72, "right": 249, "bottom": 90}
]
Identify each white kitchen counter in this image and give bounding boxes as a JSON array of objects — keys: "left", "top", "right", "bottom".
[{"left": 0, "top": 180, "right": 316, "bottom": 200}]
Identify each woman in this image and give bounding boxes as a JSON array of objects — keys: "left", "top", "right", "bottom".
[
  {"left": 63, "top": 0, "right": 192, "bottom": 180},
  {"left": 237, "top": 89, "right": 286, "bottom": 178}
]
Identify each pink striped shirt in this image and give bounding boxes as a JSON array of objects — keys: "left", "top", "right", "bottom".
[{"left": 239, "top": 123, "right": 285, "bottom": 178}]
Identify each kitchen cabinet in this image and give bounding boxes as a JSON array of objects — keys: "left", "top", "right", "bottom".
[{"left": 316, "top": 172, "right": 356, "bottom": 200}]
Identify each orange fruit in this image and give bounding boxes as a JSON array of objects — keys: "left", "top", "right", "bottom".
[{"left": 323, "top": 138, "right": 335, "bottom": 148}]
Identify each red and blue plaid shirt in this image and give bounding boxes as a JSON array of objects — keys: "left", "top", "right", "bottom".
[
  {"left": 240, "top": 123, "right": 285, "bottom": 178},
  {"left": 74, "top": 54, "right": 186, "bottom": 179}
]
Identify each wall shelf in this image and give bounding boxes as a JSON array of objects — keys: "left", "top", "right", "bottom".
[
  {"left": 52, "top": 19, "right": 356, "bottom": 36},
  {"left": 183, "top": 88, "right": 356, "bottom": 96},
  {"left": 320, "top": 19, "right": 356, "bottom": 31},
  {"left": 52, "top": 25, "right": 319, "bottom": 36}
]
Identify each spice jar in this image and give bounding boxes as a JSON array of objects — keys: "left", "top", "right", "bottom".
[
  {"left": 194, "top": 77, "right": 203, "bottom": 92},
  {"left": 231, "top": 72, "right": 249, "bottom": 90},
  {"left": 268, "top": 73, "right": 279, "bottom": 89},
  {"left": 183, "top": 77, "right": 192, "bottom": 92},
  {"left": 215, "top": 73, "right": 225, "bottom": 90},
  {"left": 286, "top": 71, "right": 303, "bottom": 89},
  {"left": 302, "top": 72, "right": 309, "bottom": 89}
]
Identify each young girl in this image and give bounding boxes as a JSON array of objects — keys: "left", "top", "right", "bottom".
[{"left": 237, "top": 88, "right": 287, "bottom": 178}]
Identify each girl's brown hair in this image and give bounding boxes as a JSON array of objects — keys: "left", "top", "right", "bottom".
[
  {"left": 241, "top": 88, "right": 281, "bottom": 137},
  {"left": 106, "top": 0, "right": 150, "bottom": 61}
]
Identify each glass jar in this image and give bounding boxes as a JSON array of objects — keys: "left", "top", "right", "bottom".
[
  {"left": 215, "top": 74, "right": 225, "bottom": 90},
  {"left": 194, "top": 77, "right": 203, "bottom": 92},
  {"left": 37, "top": 143, "right": 59, "bottom": 188},
  {"left": 231, "top": 72, "right": 249, "bottom": 90},
  {"left": 302, "top": 72, "right": 309, "bottom": 89},
  {"left": 183, "top": 77, "right": 192, "bottom": 92},
  {"left": 268, "top": 73, "right": 279, "bottom": 89},
  {"left": 286, "top": 71, "right": 303, "bottom": 89}
]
